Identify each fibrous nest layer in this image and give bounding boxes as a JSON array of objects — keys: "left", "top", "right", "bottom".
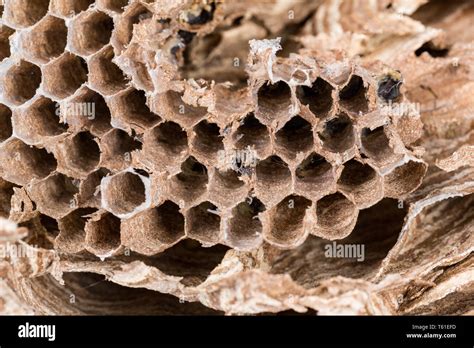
[{"left": 0, "top": 0, "right": 473, "bottom": 315}]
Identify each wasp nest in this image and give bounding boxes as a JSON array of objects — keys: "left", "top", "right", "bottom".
[{"left": 0, "top": 0, "right": 473, "bottom": 315}]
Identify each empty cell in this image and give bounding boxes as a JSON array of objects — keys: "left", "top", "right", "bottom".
[
  {"left": 295, "top": 152, "right": 334, "bottom": 197},
  {"left": 3, "top": 60, "right": 41, "bottom": 105},
  {"left": 256, "top": 81, "right": 292, "bottom": 124},
  {"left": 338, "top": 159, "right": 382, "bottom": 207},
  {"left": 255, "top": 155, "right": 292, "bottom": 205},
  {"left": 384, "top": 160, "right": 427, "bottom": 198},
  {"left": 314, "top": 192, "right": 358, "bottom": 240},
  {"left": 63, "top": 88, "right": 112, "bottom": 136},
  {"left": 13, "top": 97, "right": 67, "bottom": 144},
  {"left": 0, "top": 178, "right": 16, "bottom": 218},
  {"left": 100, "top": 128, "right": 141, "bottom": 170},
  {"left": 101, "top": 170, "right": 150, "bottom": 218},
  {"left": 70, "top": 11, "right": 114, "bottom": 56},
  {"left": 191, "top": 120, "right": 223, "bottom": 161},
  {"left": 339, "top": 75, "right": 369, "bottom": 114},
  {"left": 160, "top": 90, "right": 207, "bottom": 127},
  {"left": 28, "top": 173, "right": 79, "bottom": 219},
  {"left": 56, "top": 208, "right": 97, "bottom": 253},
  {"left": 55, "top": 132, "right": 100, "bottom": 178},
  {"left": 360, "top": 126, "right": 399, "bottom": 165},
  {"left": 97, "top": 0, "right": 129, "bottom": 13},
  {"left": 226, "top": 198, "right": 265, "bottom": 250},
  {"left": 318, "top": 113, "right": 355, "bottom": 153},
  {"left": 0, "top": 25, "right": 14, "bottom": 61},
  {"left": 85, "top": 212, "right": 121, "bottom": 257},
  {"left": 296, "top": 77, "right": 334, "bottom": 118},
  {"left": 207, "top": 169, "right": 247, "bottom": 207},
  {"left": 121, "top": 201, "right": 185, "bottom": 255},
  {"left": 186, "top": 201, "right": 221, "bottom": 245},
  {"left": 109, "top": 89, "right": 160, "bottom": 132},
  {"left": 264, "top": 195, "right": 311, "bottom": 248},
  {"left": 275, "top": 116, "right": 314, "bottom": 160},
  {"left": 20, "top": 16, "right": 67, "bottom": 63},
  {"left": 88, "top": 46, "right": 128, "bottom": 95},
  {"left": 76, "top": 167, "right": 110, "bottom": 208},
  {"left": 232, "top": 113, "right": 270, "bottom": 154},
  {"left": 0, "top": 138, "right": 57, "bottom": 185},
  {"left": 42, "top": 53, "right": 88, "bottom": 99},
  {"left": 0, "top": 104, "right": 12, "bottom": 142},
  {"left": 168, "top": 156, "right": 208, "bottom": 204},
  {"left": 143, "top": 121, "right": 188, "bottom": 168},
  {"left": 49, "top": 0, "right": 95, "bottom": 17},
  {"left": 3, "top": 0, "right": 49, "bottom": 28},
  {"left": 112, "top": 3, "right": 152, "bottom": 51}
]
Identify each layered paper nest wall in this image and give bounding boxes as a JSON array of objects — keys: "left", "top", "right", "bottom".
[{"left": 0, "top": 0, "right": 472, "bottom": 315}]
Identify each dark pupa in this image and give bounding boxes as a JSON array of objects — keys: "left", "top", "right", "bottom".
[{"left": 378, "top": 70, "right": 403, "bottom": 101}]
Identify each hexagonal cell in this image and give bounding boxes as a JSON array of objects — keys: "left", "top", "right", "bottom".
[
  {"left": 191, "top": 120, "right": 223, "bottom": 163},
  {"left": 28, "top": 173, "right": 79, "bottom": 219},
  {"left": 226, "top": 198, "right": 265, "bottom": 250},
  {"left": 0, "top": 138, "right": 57, "bottom": 185},
  {"left": 22, "top": 214, "right": 60, "bottom": 248},
  {"left": 295, "top": 152, "right": 334, "bottom": 199},
  {"left": 0, "top": 104, "right": 12, "bottom": 142},
  {"left": 97, "top": 0, "right": 129, "bottom": 13},
  {"left": 54, "top": 132, "right": 100, "bottom": 179},
  {"left": 2, "top": 60, "right": 41, "bottom": 105},
  {"left": 118, "top": 43, "right": 155, "bottom": 91},
  {"left": 232, "top": 113, "right": 271, "bottom": 156},
  {"left": 383, "top": 160, "right": 427, "bottom": 198},
  {"left": 70, "top": 11, "right": 114, "bottom": 56},
  {"left": 101, "top": 170, "right": 151, "bottom": 218},
  {"left": 256, "top": 81, "right": 292, "bottom": 125},
  {"left": 318, "top": 113, "right": 355, "bottom": 153},
  {"left": 0, "top": 25, "right": 15, "bottom": 61},
  {"left": 62, "top": 87, "right": 112, "bottom": 136},
  {"left": 154, "top": 90, "right": 208, "bottom": 128},
  {"left": 296, "top": 77, "right": 334, "bottom": 119},
  {"left": 109, "top": 88, "right": 160, "bottom": 133},
  {"left": 12, "top": 97, "right": 67, "bottom": 145},
  {"left": 56, "top": 208, "right": 97, "bottom": 254},
  {"left": 0, "top": 177, "right": 17, "bottom": 218},
  {"left": 19, "top": 16, "right": 67, "bottom": 64},
  {"left": 360, "top": 126, "right": 401, "bottom": 166},
  {"left": 88, "top": 45, "right": 128, "bottom": 95},
  {"left": 3, "top": 0, "right": 49, "bottom": 28},
  {"left": 121, "top": 201, "right": 185, "bottom": 256},
  {"left": 112, "top": 3, "right": 152, "bottom": 52},
  {"left": 339, "top": 75, "right": 369, "bottom": 114},
  {"left": 42, "top": 53, "right": 88, "bottom": 99},
  {"left": 85, "top": 211, "right": 121, "bottom": 258},
  {"left": 337, "top": 159, "right": 383, "bottom": 208},
  {"left": 76, "top": 167, "right": 110, "bottom": 208},
  {"left": 99, "top": 128, "right": 142, "bottom": 171},
  {"left": 186, "top": 201, "right": 221, "bottom": 245},
  {"left": 49, "top": 0, "right": 95, "bottom": 17},
  {"left": 313, "top": 192, "right": 359, "bottom": 240},
  {"left": 142, "top": 121, "right": 188, "bottom": 170},
  {"left": 255, "top": 155, "right": 292, "bottom": 206},
  {"left": 263, "top": 195, "right": 311, "bottom": 248},
  {"left": 275, "top": 116, "right": 314, "bottom": 161},
  {"left": 168, "top": 156, "right": 208, "bottom": 205},
  {"left": 207, "top": 169, "right": 247, "bottom": 208}
]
